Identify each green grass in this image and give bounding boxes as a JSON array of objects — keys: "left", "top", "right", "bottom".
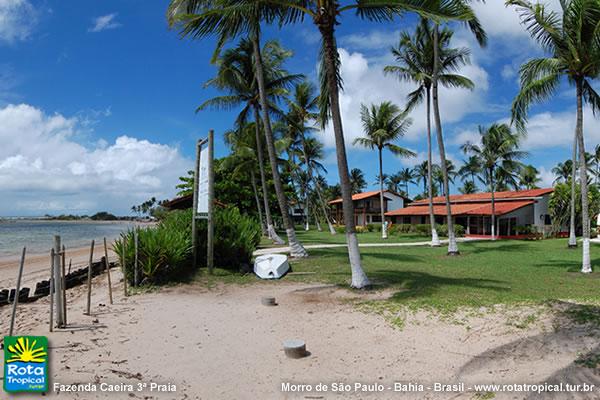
[
  {"left": 259, "top": 226, "right": 433, "bottom": 247},
  {"left": 211, "top": 239, "right": 600, "bottom": 313}
]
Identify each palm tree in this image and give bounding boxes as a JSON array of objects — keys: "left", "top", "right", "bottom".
[
  {"left": 413, "top": 161, "right": 430, "bottom": 197},
  {"left": 430, "top": 4, "right": 486, "bottom": 254},
  {"left": 459, "top": 181, "right": 477, "bottom": 194},
  {"left": 349, "top": 168, "right": 367, "bottom": 195},
  {"left": 386, "top": 172, "right": 404, "bottom": 194},
  {"left": 462, "top": 123, "right": 527, "bottom": 240},
  {"left": 176, "top": 170, "right": 195, "bottom": 197},
  {"left": 168, "top": 0, "right": 308, "bottom": 257},
  {"left": 552, "top": 160, "right": 573, "bottom": 184},
  {"left": 593, "top": 144, "right": 600, "bottom": 186},
  {"left": 223, "top": 123, "right": 267, "bottom": 235},
  {"left": 397, "top": 168, "right": 415, "bottom": 197},
  {"left": 519, "top": 164, "right": 541, "bottom": 190},
  {"left": 353, "top": 101, "right": 415, "bottom": 238},
  {"left": 259, "top": 0, "right": 489, "bottom": 285},
  {"left": 458, "top": 155, "right": 481, "bottom": 187},
  {"left": 385, "top": 17, "right": 480, "bottom": 249},
  {"left": 197, "top": 39, "right": 294, "bottom": 244},
  {"left": 508, "top": 0, "right": 600, "bottom": 269}
]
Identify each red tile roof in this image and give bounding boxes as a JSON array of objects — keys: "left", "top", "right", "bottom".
[
  {"left": 410, "top": 188, "right": 553, "bottom": 205},
  {"left": 329, "top": 190, "right": 405, "bottom": 204},
  {"left": 386, "top": 200, "right": 535, "bottom": 217}
]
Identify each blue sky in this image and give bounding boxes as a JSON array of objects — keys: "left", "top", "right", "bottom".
[{"left": 0, "top": 0, "right": 597, "bottom": 216}]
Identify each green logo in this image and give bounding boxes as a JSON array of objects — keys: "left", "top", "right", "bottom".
[{"left": 3, "top": 336, "right": 48, "bottom": 393}]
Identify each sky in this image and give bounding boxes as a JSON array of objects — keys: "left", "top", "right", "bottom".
[{"left": 0, "top": 0, "right": 598, "bottom": 216}]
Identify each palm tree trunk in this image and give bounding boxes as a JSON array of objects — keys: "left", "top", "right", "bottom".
[
  {"left": 432, "top": 24, "right": 459, "bottom": 255},
  {"left": 251, "top": 34, "right": 307, "bottom": 257},
  {"left": 253, "top": 107, "right": 284, "bottom": 244},
  {"left": 250, "top": 169, "right": 267, "bottom": 236},
  {"left": 319, "top": 20, "right": 369, "bottom": 288},
  {"left": 576, "top": 80, "right": 591, "bottom": 273},
  {"left": 426, "top": 86, "right": 440, "bottom": 246},
  {"left": 568, "top": 129, "right": 578, "bottom": 248},
  {"left": 300, "top": 136, "right": 311, "bottom": 232},
  {"left": 490, "top": 167, "right": 496, "bottom": 240},
  {"left": 378, "top": 148, "right": 388, "bottom": 239},
  {"left": 304, "top": 145, "right": 336, "bottom": 235}
]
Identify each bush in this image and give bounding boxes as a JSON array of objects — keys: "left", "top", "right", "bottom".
[{"left": 113, "top": 206, "right": 261, "bottom": 284}]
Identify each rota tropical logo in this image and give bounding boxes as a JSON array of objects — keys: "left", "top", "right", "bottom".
[{"left": 3, "top": 336, "right": 48, "bottom": 393}]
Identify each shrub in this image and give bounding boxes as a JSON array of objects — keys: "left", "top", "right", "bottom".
[{"left": 113, "top": 206, "right": 261, "bottom": 284}]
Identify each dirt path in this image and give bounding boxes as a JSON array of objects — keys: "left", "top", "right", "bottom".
[
  {"left": 255, "top": 237, "right": 483, "bottom": 256},
  {"left": 1, "top": 276, "right": 598, "bottom": 399}
]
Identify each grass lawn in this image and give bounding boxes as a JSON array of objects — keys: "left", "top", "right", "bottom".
[
  {"left": 212, "top": 238, "right": 600, "bottom": 313},
  {"left": 259, "top": 226, "right": 432, "bottom": 247}
]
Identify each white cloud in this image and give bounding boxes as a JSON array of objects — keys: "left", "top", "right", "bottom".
[
  {"left": 339, "top": 29, "right": 400, "bottom": 51},
  {"left": 0, "top": 0, "right": 37, "bottom": 43},
  {"left": 538, "top": 166, "right": 555, "bottom": 188},
  {"left": 0, "top": 104, "right": 190, "bottom": 215},
  {"left": 316, "top": 47, "right": 489, "bottom": 149},
  {"left": 518, "top": 107, "right": 600, "bottom": 150},
  {"left": 89, "top": 13, "right": 121, "bottom": 33}
]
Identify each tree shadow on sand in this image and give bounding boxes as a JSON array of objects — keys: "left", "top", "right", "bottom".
[{"left": 456, "top": 301, "right": 600, "bottom": 399}]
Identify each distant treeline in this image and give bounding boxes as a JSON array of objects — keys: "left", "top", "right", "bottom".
[{"left": 42, "top": 212, "right": 138, "bottom": 221}]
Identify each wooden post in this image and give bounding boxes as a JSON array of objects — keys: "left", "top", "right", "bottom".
[
  {"left": 191, "top": 139, "right": 202, "bottom": 269},
  {"left": 67, "top": 259, "right": 72, "bottom": 275},
  {"left": 207, "top": 130, "right": 215, "bottom": 274},
  {"left": 53, "top": 236, "right": 64, "bottom": 328},
  {"left": 49, "top": 249, "right": 54, "bottom": 332},
  {"left": 103, "top": 238, "right": 113, "bottom": 304},
  {"left": 134, "top": 228, "right": 139, "bottom": 287},
  {"left": 122, "top": 239, "right": 128, "bottom": 297},
  {"left": 61, "top": 245, "right": 67, "bottom": 326},
  {"left": 9, "top": 247, "right": 26, "bottom": 337},
  {"left": 85, "top": 240, "right": 94, "bottom": 316}
]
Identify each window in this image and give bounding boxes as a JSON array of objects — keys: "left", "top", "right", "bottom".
[
  {"left": 372, "top": 215, "right": 382, "bottom": 222},
  {"left": 403, "top": 216, "right": 411, "bottom": 224},
  {"left": 420, "top": 216, "right": 426, "bottom": 224},
  {"left": 544, "top": 214, "right": 552, "bottom": 225}
]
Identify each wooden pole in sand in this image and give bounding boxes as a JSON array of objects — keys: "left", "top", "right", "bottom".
[
  {"left": 103, "top": 238, "right": 113, "bottom": 304},
  {"left": 67, "top": 259, "right": 72, "bottom": 275},
  {"left": 53, "top": 236, "right": 64, "bottom": 328},
  {"left": 122, "top": 239, "right": 128, "bottom": 297},
  {"left": 61, "top": 245, "right": 67, "bottom": 326},
  {"left": 134, "top": 228, "right": 139, "bottom": 287},
  {"left": 85, "top": 240, "right": 95, "bottom": 316},
  {"left": 49, "top": 249, "right": 54, "bottom": 332},
  {"left": 207, "top": 129, "right": 215, "bottom": 275},
  {"left": 8, "top": 247, "right": 26, "bottom": 337}
]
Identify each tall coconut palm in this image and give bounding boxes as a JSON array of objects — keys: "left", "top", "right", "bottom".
[
  {"left": 260, "top": 0, "right": 487, "bottom": 285},
  {"left": 167, "top": 0, "right": 309, "bottom": 257},
  {"left": 385, "top": 17, "right": 477, "bottom": 248},
  {"left": 414, "top": 161, "right": 430, "bottom": 196},
  {"left": 223, "top": 123, "right": 267, "bottom": 235},
  {"left": 353, "top": 101, "right": 415, "bottom": 238},
  {"left": 397, "top": 167, "right": 416, "bottom": 197},
  {"left": 431, "top": 7, "right": 486, "bottom": 254},
  {"left": 508, "top": 0, "right": 600, "bottom": 270},
  {"left": 459, "top": 155, "right": 481, "bottom": 187},
  {"left": 350, "top": 168, "right": 367, "bottom": 195},
  {"left": 387, "top": 172, "right": 404, "bottom": 194},
  {"left": 462, "top": 123, "right": 527, "bottom": 240},
  {"left": 195, "top": 38, "right": 294, "bottom": 244},
  {"left": 519, "top": 164, "right": 541, "bottom": 190},
  {"left": 552, "top": 160, "right": 573, "bottom": 184},
  {"left": 593, "top": 144, "right": 600, "bottom": 186},
  {"left": 286, "top": 81, "right": 336, "bottom": 234},
  {"left": 459, "top": 181, "right": 477, "bottom": 194}
]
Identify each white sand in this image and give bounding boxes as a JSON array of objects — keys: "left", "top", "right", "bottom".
[{"left": 1, "top": 273, "right": 599, "bottom": 399}]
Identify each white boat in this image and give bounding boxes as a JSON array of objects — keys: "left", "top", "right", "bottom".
[{"left": 254, "top": 254, "right": 289, "bottom": 279}]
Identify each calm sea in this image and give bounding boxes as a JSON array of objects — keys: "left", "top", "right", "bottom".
[{"left": 0, "top": 220, "right": 133, "bottom": 257}]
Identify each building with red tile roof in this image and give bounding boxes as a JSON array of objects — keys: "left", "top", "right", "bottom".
[
  {"left": 329, "top": 190, "right": 409, "bottom": 226},
  {"left": 385, "top": 188, "right": 555, "bottom": 238}
]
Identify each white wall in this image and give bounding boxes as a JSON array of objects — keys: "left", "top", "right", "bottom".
[{"left": 386, "top": 193, "right": 405, "bottom": 212}]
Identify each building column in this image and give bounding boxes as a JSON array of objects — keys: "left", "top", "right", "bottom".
[{"left": 466, "top": 216, "right": 470, "bottom": 235}]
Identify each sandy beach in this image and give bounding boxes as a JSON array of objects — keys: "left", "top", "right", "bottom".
[{"left": 1, "top": 272, "right": 599, "bottom": 399}]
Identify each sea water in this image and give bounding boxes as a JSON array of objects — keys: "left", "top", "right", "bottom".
[{"left": 0, "top": 220, "right": 133, "bottom": 257}]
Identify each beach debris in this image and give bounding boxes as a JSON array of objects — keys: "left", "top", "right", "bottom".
[
  {"left": 283, "top": 339, "right": 308, "bottom": 359},
  {"left": 254, "top": 254, "right": 289, "bottom": 279},
  {"left": 261, "top": 297, "right": 277, "bottom": 306}
]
